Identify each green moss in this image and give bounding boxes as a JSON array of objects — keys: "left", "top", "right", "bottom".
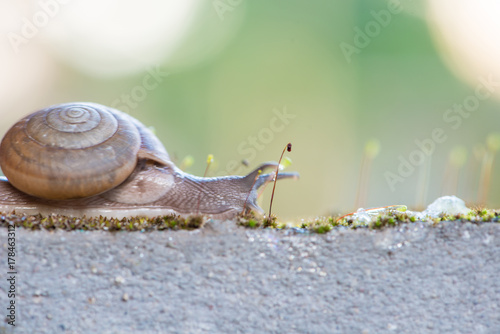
[
  {"left": 330, "top": 208, "right": 500, "bottom": 230},
  {"left": 247, "top": 219, "right": 258, "bottom": 228},
  {"left": 237, "top": 211, "right": 262, "bottom": 229},
  {"left": 0, "top": 212, "right": 205, "bottom": 232},
  {"left": 262, "top": 215, "right": 278, "bottom": 228},
  {"left": 1, "top": 207, "right": 499, "bottom": 234},
  {"left": 310, "top": 223, "right": 332, "bottom": 234},
  {"left": 298, "top": 216, "right": 339, "bottom": 233},
  {"left": 368, "top": 213, "right": 409, "bottom": 229}
]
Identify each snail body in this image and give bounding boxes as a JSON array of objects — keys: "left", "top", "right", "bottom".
[{"left": 0, "top": 102, "right": 298, "bottom": 219}]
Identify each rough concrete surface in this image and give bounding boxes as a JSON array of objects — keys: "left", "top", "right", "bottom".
[{"left": 0, "top": 221, "right": 499, "bottom": 334}]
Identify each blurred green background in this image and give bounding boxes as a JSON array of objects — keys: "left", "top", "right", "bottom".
[{"left": 1, "top": 0, "right": 499, "bottom": 220}]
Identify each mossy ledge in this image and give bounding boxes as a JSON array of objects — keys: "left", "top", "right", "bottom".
[
  {"left": 1, "top": 208, "right": 499, "bottom": 233},
  {"left": 238, "top": 209, "right": 500, "bottom": 233},
  {"left": 0, "top": 212, "right": 204, "bottom": 232}
]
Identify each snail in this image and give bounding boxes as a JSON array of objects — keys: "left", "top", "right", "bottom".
[{"left": 0, "top": 102, "right": 298, "bottom": 219}]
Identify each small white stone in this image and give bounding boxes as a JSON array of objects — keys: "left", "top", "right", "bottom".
[{"left": 114, "top": 276, "right": 125, "bottom": 285}]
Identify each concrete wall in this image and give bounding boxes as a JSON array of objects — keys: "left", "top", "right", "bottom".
[{"left": 1, "top": 221, "right": 499, "bottom": 333}]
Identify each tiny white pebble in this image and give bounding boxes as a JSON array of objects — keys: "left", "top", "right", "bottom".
[{"left": 114, "top": 276, "right": 125, "bottom": 285}]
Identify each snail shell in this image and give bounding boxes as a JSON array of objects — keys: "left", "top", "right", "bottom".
[
  {"left": 1, "top": 103, "right": 140, "bottom": 199},
  {"left": 0, "top": 102, "right": 298, "bottom": 218}
]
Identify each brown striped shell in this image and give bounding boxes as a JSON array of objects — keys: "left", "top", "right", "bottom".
[{"left": 0, "top": 102, "right": 142, "bottom": 200}]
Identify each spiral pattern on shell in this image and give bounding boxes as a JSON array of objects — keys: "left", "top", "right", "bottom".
[{"left": 0, "top": 102, "right": 142, "bottom": 200}]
